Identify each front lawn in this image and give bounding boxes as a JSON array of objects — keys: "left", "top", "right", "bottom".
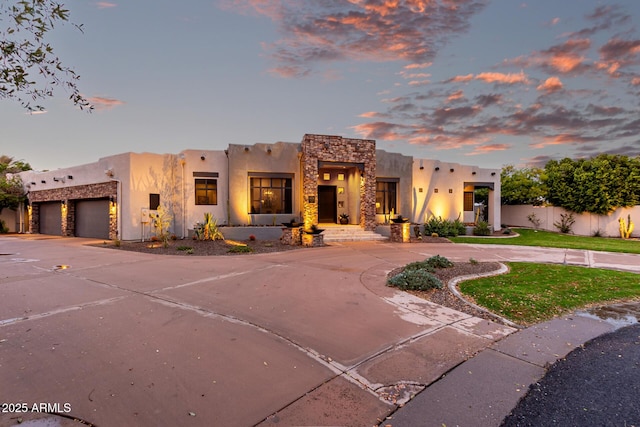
[
  {"left": 459, "top": 262, "right": 640, "bottom": 325},
  {"left": 450, "top": 228, "right": 640, "bottom": 254}
]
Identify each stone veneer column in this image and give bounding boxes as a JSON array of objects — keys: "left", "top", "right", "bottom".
[{"left": 301, "top": 134, "right": 377, "bottom": 231}]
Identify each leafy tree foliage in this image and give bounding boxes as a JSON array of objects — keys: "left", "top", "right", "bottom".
[
  {"left": 1, "top": 0, "right": 90, "bottom": 111},
  {"left": 500, "top": 165, "right": 546, "bottom": 205},
  {"left": 0, "top": 155, "right": 31, "bottom": 213},
  {"left": 544, "top": 154, "right": 640, "bottom": 215}
]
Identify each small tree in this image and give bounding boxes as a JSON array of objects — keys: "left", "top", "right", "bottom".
[
  {"left": 0, "top": 155, "right": 31, "bottom": 214},
  {"left": 501, "top": 165, "right": 546, "bottom": 205},
  {"left": 150, "top": 205, "right": 172, "bottom": 247}
]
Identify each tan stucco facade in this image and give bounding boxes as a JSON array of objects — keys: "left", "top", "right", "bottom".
[{"left": 17, "top": 134, "right": 501, "bottom": 240}]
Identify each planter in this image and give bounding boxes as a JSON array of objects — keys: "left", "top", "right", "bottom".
[
  {"left": 302, "top": 233, "right": 324, "bottom": 247},
  {"left": 339, "top": 218, "right": 349, "bottom": 225},
  {"left": 390, "top": 222, "right": 411, "bottom": 243},
  {"left": 281, "top": 227, "right": 302, "bottom": 245}
]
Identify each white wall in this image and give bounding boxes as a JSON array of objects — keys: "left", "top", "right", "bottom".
[
  {"left": 178, "top": 149, "right": 228, "bottom": 236},
  {"left": 411, "top": 159, "right": 501, "bottom": 228},
  {"left": 502, "top": 205, "right": 640, "bottom": 237}
]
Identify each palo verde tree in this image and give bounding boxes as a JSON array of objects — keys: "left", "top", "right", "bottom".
[
  {"left": 1, "top": 0, "right": 91, "bottom": 111},
  {"left": 500, "top": 165, "right": 547, "bottom": 205},
  {"left": 0, "top": 155, "right": 31, "bottom": 214},
  {"left": 544, "top": 154, "right": 640, "bottom": 215}
]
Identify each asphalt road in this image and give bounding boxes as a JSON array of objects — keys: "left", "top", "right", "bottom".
[{"left": 501, "top": 323, "right": 640, "bottom": 427}]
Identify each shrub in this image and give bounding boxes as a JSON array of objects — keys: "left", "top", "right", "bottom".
[
  {"left": 554, "top": 212, "right": 576, "bottom": 234},
  {"left": 228, "top": 245, "right": 253, "bottom": 254},
  {"left": 527, "top": 212, "right": 542, "bottom": 230},
  {"left": 176, "top": 245, "right": 193, "bottom": 251},
  {"left": 0, "top": 219, "right": 8, "bottom": 234},
  {"left": 249, "top": 234, "right": 256, "bottom": 241},
  {"left": 386, "top": 269, "right": 443, "bottom": 291},
  {"left": 473, "top": 221, "right": 491, "bottom": 236},
  {"left": 426, "top": 254, "right": 454, "bottom": 269},
  {"left": 502, "top": 228, "right": 512, "bottom": 235},
  {"left": 403, "top": 260, "right": 435, "bottom": 273},
  {"left": 423, "top": 215, "right": 465, "bottom": 237},
  {"left": 195, "top": 213, "right": 225, "bottom": 241}
]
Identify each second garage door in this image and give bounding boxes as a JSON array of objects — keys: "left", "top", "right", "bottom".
[{"left": 75, "top": 199, "right": 110, "bottom": 239}]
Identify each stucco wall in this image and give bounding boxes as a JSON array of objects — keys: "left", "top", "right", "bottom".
[
  {"left": 227, "top": 142, "right": 301, "bottom": 226},
  {"left": 411, "top": 159, "right": 500, "bottom": 227},
  {"left": 375, "top": 149, "right": 413, "bottom": 222},
  {"left": 176, "top": 149, "right": 228, "bottom": 236},
  {"left": 502, "top": 205, "right": 640, "bottom": 237}
]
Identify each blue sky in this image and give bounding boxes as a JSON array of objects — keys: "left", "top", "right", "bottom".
[{"left": 2, "top": 0, "right": 640, "bottom": 171}]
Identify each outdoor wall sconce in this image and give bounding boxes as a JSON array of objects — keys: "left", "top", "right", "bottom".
[
  {"left": 491, "top": 172, "right": 496, "bottom": 176},
  {"left": 419, "top": 166, "right": 424, "bottom": 170},
  {"left": 200, "top": 154, "right": 206, "bottom": 160},
  {"left": 244, "top": 147, "right": 250, "bottom": 152},
  {"left": 434, "top": 188, "right": 439, "bottom": 193},
  {"left": 472, "top": 171, "right": 477, "bottom": 175},
  {"left": 449, "top": 189, "right": 453, "bottom": 193},
  {"left": 435, "top": 167, "right": 440, "bottom": 171},
  {"left": 267, "top": 148, "right": 272, "bottom": 154},
  {"left": 450, "top": 168, "right": 455, "bottom": 172}
]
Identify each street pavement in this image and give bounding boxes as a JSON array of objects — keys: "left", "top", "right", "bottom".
[{"left": 0, "top": 235, "right": 638, "bottom": 427}]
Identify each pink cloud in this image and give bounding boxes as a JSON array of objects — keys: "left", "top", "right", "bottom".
[
  {"left": 88, "top": 96, "right": 125, "bottom": 110},
  {"left": 449, "top": 74, "right": 474, "bottom": 83},
  {"left": 465, "top": 143, "right": 512, "bottom": 155},
  {"left": 475, "top": 71, "right": 530, "bottom": 84},
  {"left": 536, "top": 76, "right": 563, "bottom": 93},
  {"left": 632, "top": 77, "right": 640, "bottom": 86},
  {"left": 224, "top": 0, "right": 487, "bottom": 77},
  {"left": 96, "top": 2, "right": 117, "bottom": 9},
  {"left": 447, "top": 90, "right": 465, "bottom": 102}
]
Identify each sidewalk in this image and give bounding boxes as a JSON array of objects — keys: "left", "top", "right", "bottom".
[{"left": 386, "top": 301, "right": 640, "bottom": 427}]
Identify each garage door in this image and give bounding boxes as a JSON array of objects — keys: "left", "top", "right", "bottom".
[
  {"left": 39, "top": 202, "right": 62, "bottom": 235},
  {"left": 75, "top": 199, "right": 110, "bottom": 239}
]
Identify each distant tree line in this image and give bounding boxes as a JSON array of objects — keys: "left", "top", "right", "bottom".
[{"left": 501, "top": 154, "right": 640, "bottom": 215}]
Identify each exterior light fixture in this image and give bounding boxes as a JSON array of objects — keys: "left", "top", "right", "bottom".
[
  {"left": 67, "top": 175, "right": 73, "bottom": 180},
  {"left": 450, "top": 168, "right": 455, "bottom": 173},
  {"left": 434, "top": 188, "right": 439, "bottom": 193},
  {"left": 449, "top": 189, "right": 453, "bottom": 193},
  {"left": 435, "top": 167, "right": 440, "bottom": 171},
  {"left": 472, "top": 171, "right": 477, "bottom": 175},
  {"left": 244, "top": 147, "right": 250, "bottom": 152},
  {"left": 200, "top": 154, "right": 206, "bottom": 160},
  {"left": 267, "top": 148, "right": 272, "bottom": 154},
  {"left": 41, "top": 180, "right": 46, "bottom": 184},
  {"left": 491, "top": 172, "right": 496, "bottom": 176},
  {"left": 419, "top": 166, "right": 424, "bottom": 170}
]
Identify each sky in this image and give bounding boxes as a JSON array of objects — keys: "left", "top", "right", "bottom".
[{"left": 2, "top": 0, "right": 640, "bottom": 172}]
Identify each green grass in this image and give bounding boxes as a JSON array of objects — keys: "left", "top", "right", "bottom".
[
  {"left": 450, "top": 228, "right": 640, "bottom": 254},
  {"left": 460, "top": 262, "right": 640, "bottom": 326}
]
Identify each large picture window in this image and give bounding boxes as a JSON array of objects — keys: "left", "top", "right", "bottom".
[
  {"left": 250, "top": 176, "right": 292, "bottom": 214},
  {"left": 376, "top": 180, "right": 397, "bottom": 214},
  {"left": 195, "top": 179, "right": 217, "bottom": 205}
]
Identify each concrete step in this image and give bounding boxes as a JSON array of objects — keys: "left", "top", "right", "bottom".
[{"left": 318, "top": 224, "right": 388, "bottom": 242}]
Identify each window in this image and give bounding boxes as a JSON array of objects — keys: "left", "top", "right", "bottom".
[
  {"left": 195, "top": 179, "right": 217, "bottom": 205},
  {"left": 464, "top": 192, "right": 474, "bottom": 211},
  {"left": 149, "top": 193, "right": 160, "bottom": 210},
  {"left": 250, "top": 176, "right": 292, "bottom": 214},
  {"left": 376, "top": 180, "right": 397, "bottom": 214}
]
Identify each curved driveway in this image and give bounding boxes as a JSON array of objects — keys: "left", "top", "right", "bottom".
[{"left": 0, "top": 237, "right": 638, "bottom": 426}]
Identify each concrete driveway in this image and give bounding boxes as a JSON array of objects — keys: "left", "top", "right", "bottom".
[{"left": 1, "top": 236, "right": 637, "bottom": 426}]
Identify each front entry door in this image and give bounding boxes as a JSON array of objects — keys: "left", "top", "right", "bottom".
[{"left": 318, "top": 185, "right": 337, "bottom": 223}]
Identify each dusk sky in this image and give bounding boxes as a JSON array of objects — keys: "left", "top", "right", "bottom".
[{"left": 2, "top": 0, "right": 640, "bottom": 171}]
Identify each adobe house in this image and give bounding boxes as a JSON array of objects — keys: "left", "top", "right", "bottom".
[{"left": 17, "top": 134, "right": 500, "bottom": 240}]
